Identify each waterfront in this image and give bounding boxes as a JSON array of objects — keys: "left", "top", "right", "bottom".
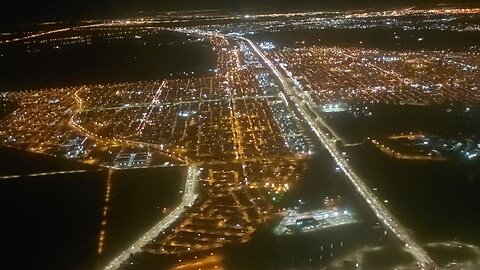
[{"left": 0, "top": 148, "right": 185, "bottom": 269}]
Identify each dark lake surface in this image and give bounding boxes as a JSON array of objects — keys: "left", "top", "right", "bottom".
[
  {"left": 322, "top": 105, "right": 480, "bottom": 144},
  {"left": 98, "top": 166, "right": 186, "bottom": 268},
  {"left": 348, "top": 143, "right": 480, "bottom": 245},
  {"left": 0, "top": 147, "right": 185, "bottom": 270},
  {"left": 321, "top": 105, "right": 480, "bottom": 264}
]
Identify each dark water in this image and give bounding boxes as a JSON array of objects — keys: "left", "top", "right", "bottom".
[
  {"left": 320, "top": 105, "right": 480, "bottom": 260},
  {"left": 0, "top": 147, "right": 92, "bottom": 175},
  {"left": 0, "top": 30, "right": 216, "bottom": 91},
  {"left": 98, "top": 167, "right": 186, "bottom": 267},
  {"left": 0, "top": 170, "right": 106, "bottom": 270},
  {"left": 322, "top": 105, "right": 480, "bottom": 144},
  {"left": 348, "top": 143, "right": 480, "bottom": 246},
  {"left": 0, "top": 148, "right": 185, "bottom": 270},
  {"left": 280, "top": 152, "right": 370, "bottom": 216}
]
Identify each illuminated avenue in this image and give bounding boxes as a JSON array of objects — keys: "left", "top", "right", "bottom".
[
  {"left": 105, "top": 166, "right": 200, "bottom": 270},
  {"left": 239, "top": 34, "right": 438, "bottom": 269}
]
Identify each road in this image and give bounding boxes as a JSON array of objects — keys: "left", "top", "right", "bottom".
[
  {"left": 237, "top": 35, "right": 438, "bottom": 269},
  {"left": 71, "top": 87, "right": 188, "bottom": 164},
  {"left": 82, "top": 94, "right": 279, "bottom": 112},
  {"left": 104, "top": 165, "right": 200, "bottom": 270},
  {"left": 0, "top": 169, "right": 100, "bottom": 180}
]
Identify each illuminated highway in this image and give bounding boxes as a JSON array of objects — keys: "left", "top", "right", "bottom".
[
  {"left": 237, "top": 35, "right": 438, "bottom": 269},
  {"left": 0, "top": 169, "right": 98, "bottom": 180},
  {"left": 104, "top": 165, "right": 200, "bottom": 270}
]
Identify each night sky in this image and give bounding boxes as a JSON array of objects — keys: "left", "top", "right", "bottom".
[{"left": 0, "top": 0, "right": 473, "bottom": 24}]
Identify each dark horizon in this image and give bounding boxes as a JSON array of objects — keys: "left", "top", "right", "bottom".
[{"left": 1, "top": 0, "right": 477, "bottom": 24}]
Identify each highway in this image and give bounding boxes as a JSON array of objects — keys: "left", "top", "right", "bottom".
[
  {"left": 104, "top": 165, "right": 200, "bottom": 270},
  {"left": 0, "top": 169, "right": 99, "bottom": 180},
  {"left": 237, "top": 35, "right": 438, "bottom": 269}
]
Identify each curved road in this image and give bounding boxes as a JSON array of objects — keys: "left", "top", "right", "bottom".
[{"left": 104, "top": 166, "right": 200, "bottom": 270}]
